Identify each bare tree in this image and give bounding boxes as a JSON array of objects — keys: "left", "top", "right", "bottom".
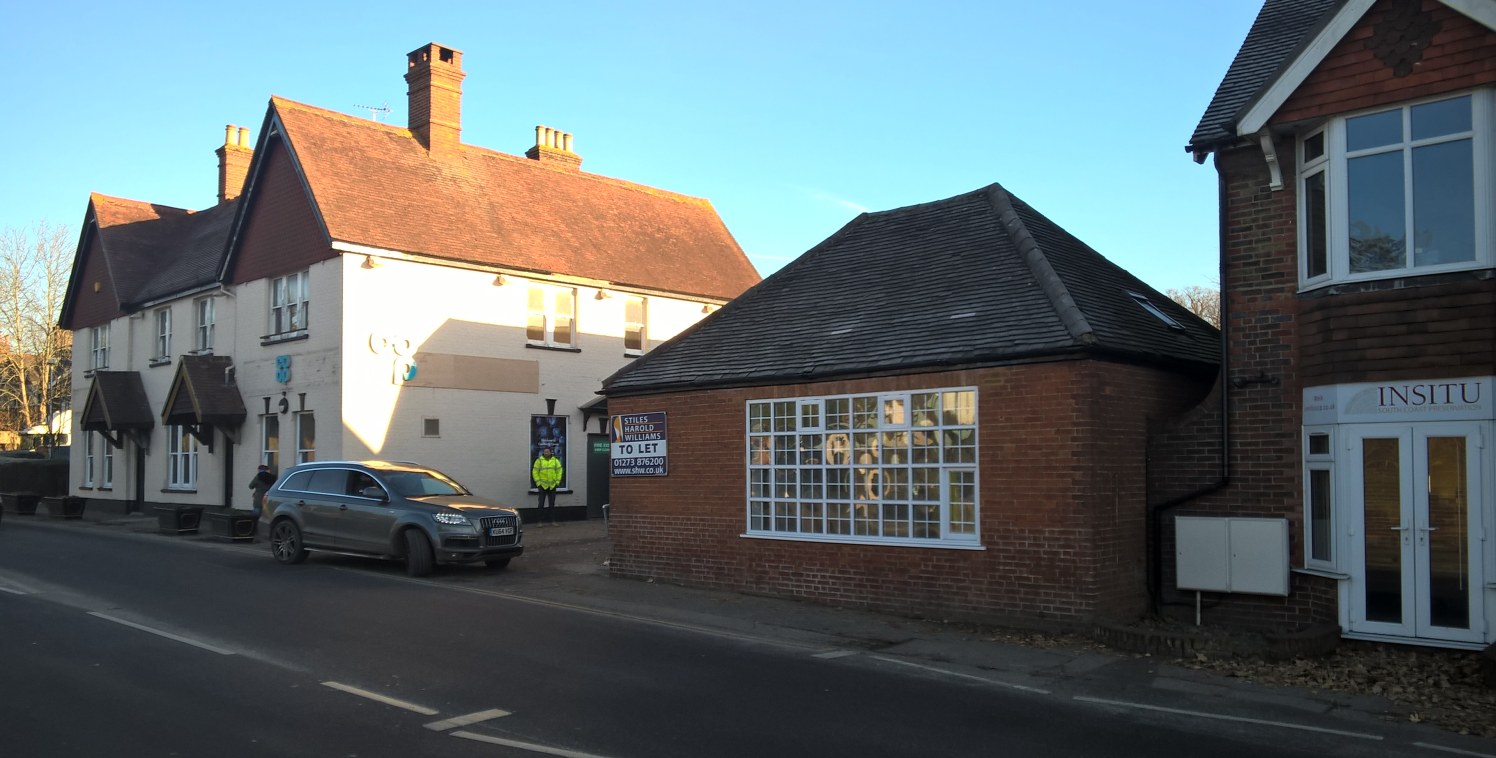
[
  {"left": 0, "top": 222, "right": 74, "bottom": 447},
  {"left": 1166, "top": 284, "right": 1221, "bottom": 329}
]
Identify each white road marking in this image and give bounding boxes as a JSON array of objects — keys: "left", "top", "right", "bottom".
[
  {"left": 451, "top": 729, "right": 618, "bottom": 758},
  {"left": 320, "top": 681, "right": 439, "bottom": 715},
  {"left": 0, "top": 585, "right": 28, "bottom": 595},
  {"left": 87, "top": 612, "right": 236, "bottom": 655},
  {"left": 813, "top": 649, "right": 860, "bottom": 659},
  {"left": 424, "top": 708, "right": 511, "bottom": 731},
  {"left": 1072, "top": 696, "right": 1383, "bottom": 740},
  {"left": 871, "top": 655, "right": 1052, "bottom": 694},
  {"left": 1414, "top": 742, "right": 1496, "bottom": 758}
]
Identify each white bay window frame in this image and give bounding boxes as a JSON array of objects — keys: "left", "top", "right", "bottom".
[
  {"left": 167, "top": 425, "right": 198, "bottom": 490},
  {"left": 1297, "top": 89, "right": 1493, "bottom": 289}
]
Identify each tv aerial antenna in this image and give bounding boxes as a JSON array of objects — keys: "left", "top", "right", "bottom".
[{"left": 355, "top": 101, "right": 391, "bottom": 122}]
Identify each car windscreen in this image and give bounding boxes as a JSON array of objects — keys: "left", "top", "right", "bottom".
[{"left": 382, "top": 470, "right": 469, "bottom": 498}]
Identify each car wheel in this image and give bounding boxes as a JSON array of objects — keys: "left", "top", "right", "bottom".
[
  {"left": 404, "top": 530, "right": 434, "bottom": 577},
  {"left": 485, "top": 558, "right": 511, "bottom": 570},
  {"left": 270, "top": 519, "right": 308, "bottom": 565}
]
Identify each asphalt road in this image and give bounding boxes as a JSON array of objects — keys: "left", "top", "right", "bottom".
[{"left": 0, "top": 520, "right": 1459, "bottom": 757}]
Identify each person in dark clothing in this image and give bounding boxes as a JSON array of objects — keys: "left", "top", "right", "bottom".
[{"left": 249, "top": 464, "right": 276, "bottom": 516}]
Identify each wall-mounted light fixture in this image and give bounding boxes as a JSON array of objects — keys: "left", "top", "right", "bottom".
[
  {"left": 494, "top": 274, "right": 509, "bottom": 286},
  {"left": 361, "top": 255, "right": 381, "bottom": 269},
  {"left": 594, "top": 289, "right": 612, "bottom": 300}
]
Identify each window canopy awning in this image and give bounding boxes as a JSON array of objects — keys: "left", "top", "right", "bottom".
[
  {"left": 161, "top": 355, "right": 246, "bottom": 448},
  {"left": 80, "top": 371, "right": 154, "bottom": 449}
]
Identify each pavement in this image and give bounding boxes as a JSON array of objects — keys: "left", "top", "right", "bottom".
[{"left": 7, "top": 506, "right": 1496, "bottom": 756}]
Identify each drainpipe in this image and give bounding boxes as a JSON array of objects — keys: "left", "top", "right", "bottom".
[{"left": 1147, "top": 166, "right": 1233, "bottom": 611}]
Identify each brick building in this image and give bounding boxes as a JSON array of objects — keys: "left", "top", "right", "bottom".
[
  {"left": 599, "top": 184, "right": 1218, "bottom": 627},
  {"left": 1178, "top": 0, "right": 1496, "bottom": 648}
]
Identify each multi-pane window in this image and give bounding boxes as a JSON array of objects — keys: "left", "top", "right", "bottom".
[
  {"left": 526, "top": 284, "right": 575, "bottom": 348},
  {"left": 261, "top": 415, "right": 280, "bottom": 472},
  {"left": 1298, "top": 91, "right": 1489, "bottom": 287},
  {"left": 1304, "top": 427, "right": 1335, "bottom": 568},
  {"left": 101, "top": 437, "right": 113, "bottom": 488},
  {"left": 624, "top": 296, "right": 647, "bottom": 355},
  {"left": 195, "top": 297, "right": 215, "bottom": 352},
  {"left": 90, "top": 325, "right": 109, "bottom": 370},
  {"left": 167, "top": 425, "right": 198, "bottom": 489},
  {"left": 270, "top": 271, "right": 309, "bottom": 336},
  {"left": 747, "top": 388, "right": 978, "bottom": 544},
  {"left": 296, "top": 412, "right": 315, "bottom": 464},
  {"left": 83, "top": 433, "right": 95, "bottom": 487},
  {"left": 154, "top": 307, "right": 172, "bottom": 360}
]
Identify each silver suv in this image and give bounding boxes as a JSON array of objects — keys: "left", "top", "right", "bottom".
[{"left": 263, "top": 460, "right": 523, "bottom": 577}]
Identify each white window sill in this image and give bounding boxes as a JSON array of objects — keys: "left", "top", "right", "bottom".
[
  {"left": 741, "top": 531, "right": 985, "bottom": 550},
  {"left": 148, "top": 357, "right": 172, "bottom": 368},
  {"left": 261, "top": 330, "right": 308, "bottom": 346},
  {"left": 1293, "top": 566, "right": 1350, "bottom": 580}
]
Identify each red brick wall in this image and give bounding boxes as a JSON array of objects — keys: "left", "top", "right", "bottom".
[
  {"left": 227, "top": 138, "right": 335, "bottom": 285},
  {"left": 608, "top": 360, "right": 1211, "bottom": 629},
  {"left": 1275, "top": 0, "right": 1496, "bottom": 125}
]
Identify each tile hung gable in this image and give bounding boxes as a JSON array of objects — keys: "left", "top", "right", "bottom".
[
  {"left": 603, "top": 183, "right": 1219, "bottom": 396},
  {"left": 268, "top": 97, "right": 759, "bottom": 301},
  {"left": 225, "top": 113, "right": 338, "bottom": 284}
]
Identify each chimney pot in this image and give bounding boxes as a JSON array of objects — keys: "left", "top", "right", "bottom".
[
  {"left": 404, "top": 43, "right": 466, "bottom": 156},
  {"left": 216, "top": 124, "right": 253, "bottom": 205}
]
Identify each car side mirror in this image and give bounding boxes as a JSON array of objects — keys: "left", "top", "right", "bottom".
[{"left": 359, "top": 486, "right": 387, "bottom": 500}]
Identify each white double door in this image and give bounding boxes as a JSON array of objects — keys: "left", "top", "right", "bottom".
[{"left": 1346, "top": 422, "right": 1488, "bottom": 644}]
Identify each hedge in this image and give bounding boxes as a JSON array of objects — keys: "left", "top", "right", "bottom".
[{"left": 0, "top": 458, "right": 69, "bottom": 496}]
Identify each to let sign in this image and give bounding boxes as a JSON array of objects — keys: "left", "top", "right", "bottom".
[{"left": 610, "top": 412, "right": 668, "bottom": 476}]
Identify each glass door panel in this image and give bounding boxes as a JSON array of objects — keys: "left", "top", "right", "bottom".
[
  {"left": 1420, "top": 434, "right": 1473, "bottom": 633},
  {"left": 1360, "top": 437, "right": 1406, "bottom": 624}
]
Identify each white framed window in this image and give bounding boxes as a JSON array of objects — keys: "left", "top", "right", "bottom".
[
  {"left": 624, "top": 296, "right": 647, "bottom": 355},
  {"left": 83, "top": 433, "right": 95, "bottom": 487},
  {"left": 526, "top": 284, "right": 575, "bottom": 348},
  {"left": 295, "top": 412, "right": 315, "bottom": 464},
  {"left": 1304, "top": 426, "right": 1335, "bottom": 570},
  {"left": 746, "top": 387, "right": 978, "bottom": 545},
  {"left": 154, "top": 307, "right": 172, "bottom": 360},
  {"left": 261, "top": 414, "right": 280, "bottom": 472},
  {"left": 167, "top": 425, "right": 198, "bottom": 490},
  {"left": 101, "top": 437, "right": 113, "bottom": 489},
  {"left": 270, "top": 271, "right": 309, "bottom": 336},
  {"left": 194, "top": 296, "right": 215, "bottom": 352},
  {"left": 89, "top": 325, "right": 110, "bottom": 370},
  {"left": 1297, "top": 90, "right": 1492, "bottom": 288}
]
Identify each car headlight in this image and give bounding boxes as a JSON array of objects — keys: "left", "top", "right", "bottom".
[{"left": 432, "top": 512, "right": 470, "bottom": 526}]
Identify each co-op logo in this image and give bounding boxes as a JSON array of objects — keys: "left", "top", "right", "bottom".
[{"left": 368, "top": 334, "right": 417, "bottom": 384}]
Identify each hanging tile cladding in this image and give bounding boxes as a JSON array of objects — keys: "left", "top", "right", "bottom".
[
  {"left": 228, "top": 141, "right": 335, "bottom": 284},
  {"left": 1274, "top": 0, "right": 1496, "bottom": 127}
]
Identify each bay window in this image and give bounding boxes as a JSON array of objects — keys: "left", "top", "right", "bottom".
[{"left": 1297, "top": 91, "right": 1490, "bottom": 287}]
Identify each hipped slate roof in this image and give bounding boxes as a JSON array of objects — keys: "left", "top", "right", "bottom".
[
  {"left": 1186, "top": 0, "right": 1342, "bottom": 154},
  {"left": 602, "top": 184, "right": 1219, "bottom": 396},
  {"left": 264, "top": 98, "right": 760, "bottom": 301}
]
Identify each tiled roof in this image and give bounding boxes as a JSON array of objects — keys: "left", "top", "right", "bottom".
[
  {"left": 89, "top": 193, "right": 236, "bottom": 307},
  {"left": 269, "top": 97, "right": 760, "bottom": 301},
  {"left": 80, "top": 371, "right": 154, "bottom": 431},
  {"left": 1186, "top": 0, "right": 1343, "bottom": 154},
  {"left": 602, "top": 184, "right": 1220, "bottom": 396},
  {"left": 162, "top": 355, "right": 246, "bottom": 426}
]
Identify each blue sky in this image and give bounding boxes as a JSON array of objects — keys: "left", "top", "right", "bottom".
[{"left": 1, "top": 0, "right": 1260, "bottom": 294}]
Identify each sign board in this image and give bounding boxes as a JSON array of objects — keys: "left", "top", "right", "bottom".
[{"left": 610, "top": 412, "right": 668, "bottom": 476}]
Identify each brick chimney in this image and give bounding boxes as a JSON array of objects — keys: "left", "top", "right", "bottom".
[
  {"left": 525, "top": 125, "right": 583, "bottom": 170},
  {"left": 405, "top": 43, "right": 465, "bottom": 157},
  {"left": 215, "top": 125, "right": 252, "bottom": 204}
]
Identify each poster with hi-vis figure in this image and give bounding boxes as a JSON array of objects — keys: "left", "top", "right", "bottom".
[
  {"left": 529, "top": 415, "right": 568, "bottom": 489},
  {"left": 610, "top": 412, "right": 668, "bottom": 476}
]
